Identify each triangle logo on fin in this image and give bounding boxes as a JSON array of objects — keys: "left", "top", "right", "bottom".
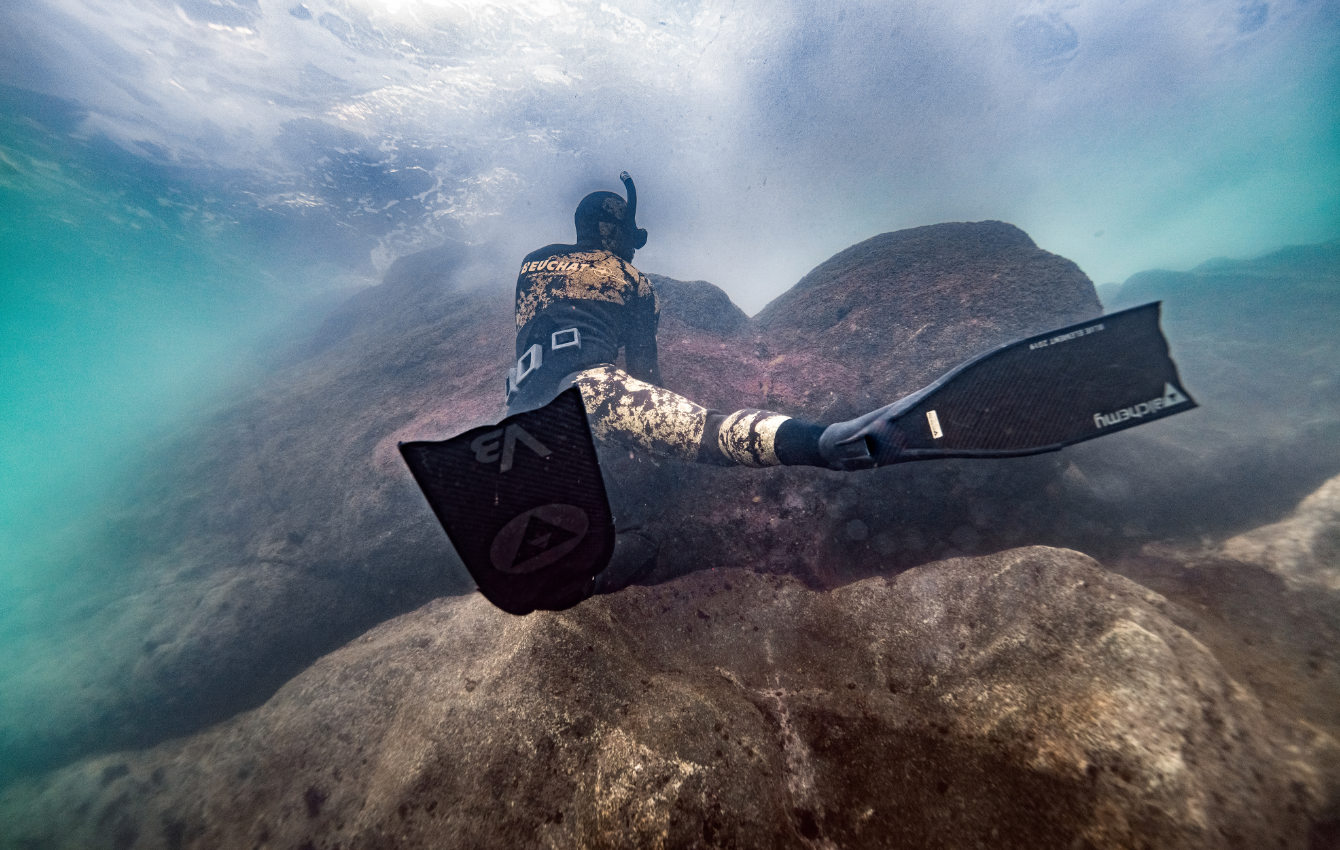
[
  {"left": 487, "top": 503, "right": 592, "bottom": 575},
  {"left": 1162, "top": 382, "right": 1189, "bottom": 407},
  {"left": 513, "top": 514, "right": 580, "bottom": 567}
]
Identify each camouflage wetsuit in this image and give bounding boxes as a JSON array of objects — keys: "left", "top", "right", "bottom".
[{"left": 507, "top": 243, "right": 827, "bottom": 468}]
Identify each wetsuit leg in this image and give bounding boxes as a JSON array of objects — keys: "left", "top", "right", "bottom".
[
  {"left": 706, "top": 408, "right": 816, "bottom": 467},
  {"left": 567, "top": 365, "right": 827, "bottom": 467},
  {"left": 568, "top": 365, "right": 711, "bottom": 460},
  {"left": 563, "top": 366, "right": 829, "bottom": 596}
]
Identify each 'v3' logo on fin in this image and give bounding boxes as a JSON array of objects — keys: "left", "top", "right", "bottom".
[{"left": 470, "top": 424, "right": 552, "bottom": 472}]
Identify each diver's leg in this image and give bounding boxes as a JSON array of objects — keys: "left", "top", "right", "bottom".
[
  {"left": 564, "top": 366, "right": 903, "bottom": 594},
  {"left": 566, "top": 365, "right": 836, "bottom": 468},
  {"left": 566, "top": 365, "right": 713, "bottom": 462},
  {"left": 703, "top": 409, "right": 827, "bottom": 467}
]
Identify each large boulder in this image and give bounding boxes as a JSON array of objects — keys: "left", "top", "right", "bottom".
[
  {"left": 1, "top": 546, "right": 1332, "bottom": 849},
  {"left": 753, "top": 220, "right": 1101, "bottom": 417},
  {"left": 654, "top": 221, "right": 1101, "bottom": 423}
]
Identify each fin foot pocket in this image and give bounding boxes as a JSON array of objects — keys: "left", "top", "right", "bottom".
[{"left": 818, "top": 402, "right": 910, "bottom": 470}]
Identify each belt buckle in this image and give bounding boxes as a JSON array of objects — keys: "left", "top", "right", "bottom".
[
  {"left": 507, "top": 343, "right": 544, "bottom": 397},
  {"left": 551, "top": 327, "right": 581, "bottom": 351}
]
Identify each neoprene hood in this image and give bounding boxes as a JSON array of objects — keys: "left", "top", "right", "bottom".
[{"left": 574, "top": 172, "right": 648, "bottom": 256}]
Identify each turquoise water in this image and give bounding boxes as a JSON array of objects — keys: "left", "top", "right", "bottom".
[{"left": 0, "top": 97, "right": 337, "bottom": 607}]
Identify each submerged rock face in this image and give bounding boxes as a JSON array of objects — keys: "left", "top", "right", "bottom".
[
  {"left": 1221, "top": 474, "right": 1340, "bottom": 593},
  {"left": 0, "top": 546, "right": 1327, "bottom": 849},
  {"left": 753, "top": 221, "right": 1101, "bottom": 416},
  {"left": 1114, "top": 472, "right": 1340, "bottom": 770}
]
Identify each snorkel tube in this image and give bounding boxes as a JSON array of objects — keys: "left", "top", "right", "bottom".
[{"left": 619, "top": 171, "right": 649, "bottom": 250}]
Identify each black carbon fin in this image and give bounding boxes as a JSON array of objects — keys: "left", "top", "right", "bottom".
[
  {"left": 399, "top": 388, "right": 614, "bottom": 614},
  {"left": 868, "top": 302, "right": 1197, "bottom": 464}
]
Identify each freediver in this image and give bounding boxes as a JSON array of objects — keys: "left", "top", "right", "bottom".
[
  {"left": 399, "top": 171, "right": 1192, "bottom": 608},
  {"left": 506, "top": 172, "right": 904, "bottom": 473}
]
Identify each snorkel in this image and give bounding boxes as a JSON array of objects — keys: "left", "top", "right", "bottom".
[{"left": 619, "top": 171, "right": 649, "bottom": 251}]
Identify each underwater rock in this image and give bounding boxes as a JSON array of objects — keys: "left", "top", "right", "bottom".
[
  {"left": 1221, "top": 473, "right": 1340, "bottom": 593},
  {"left": 0, "top": 546, "right": 1328, "bottom": 849},
  {"left": 753, "top": 220, "right": 1102, "bottom": 417},
  {"left": 1112, "top": 472, "right": 1340, "bottom": 802},
  {"left": 648, "top": 273, "right": 750, "bottom": 336}
]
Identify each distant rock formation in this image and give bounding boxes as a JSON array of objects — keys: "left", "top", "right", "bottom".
[
  {"left": 2, "top": 545, "right": 1332, "bottom": 849},
  {"left": 754, "top": 221, "right": 1101, "bottom": 412},
  {"left": 1090, "top": 239, "right": 1340, "bottom": 536},
  {"left": 648, "top": 274, "right": 749, "bottom": 336},
  {"left": 1223, "top": 475, "right": 1340, "bottom": 593}
]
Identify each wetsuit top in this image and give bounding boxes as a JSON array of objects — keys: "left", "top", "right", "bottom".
[{"left": 511, "top": 243, "right": 661, "bottom": 407}]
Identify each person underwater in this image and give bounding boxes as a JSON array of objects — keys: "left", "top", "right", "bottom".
[
  {"left": 506, "top": 171, "right": 908, "bottom": 471},
  {"left": 400, "top": 171, "right": 1195, "bottom": 612}
]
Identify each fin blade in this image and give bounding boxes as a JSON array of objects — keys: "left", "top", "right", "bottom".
[
  {"left": 399, "top": 388, "right": 614, "bottom": 614},
  {"left": 892, "top": 302, "right": 1196, "bottom": 461}
]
